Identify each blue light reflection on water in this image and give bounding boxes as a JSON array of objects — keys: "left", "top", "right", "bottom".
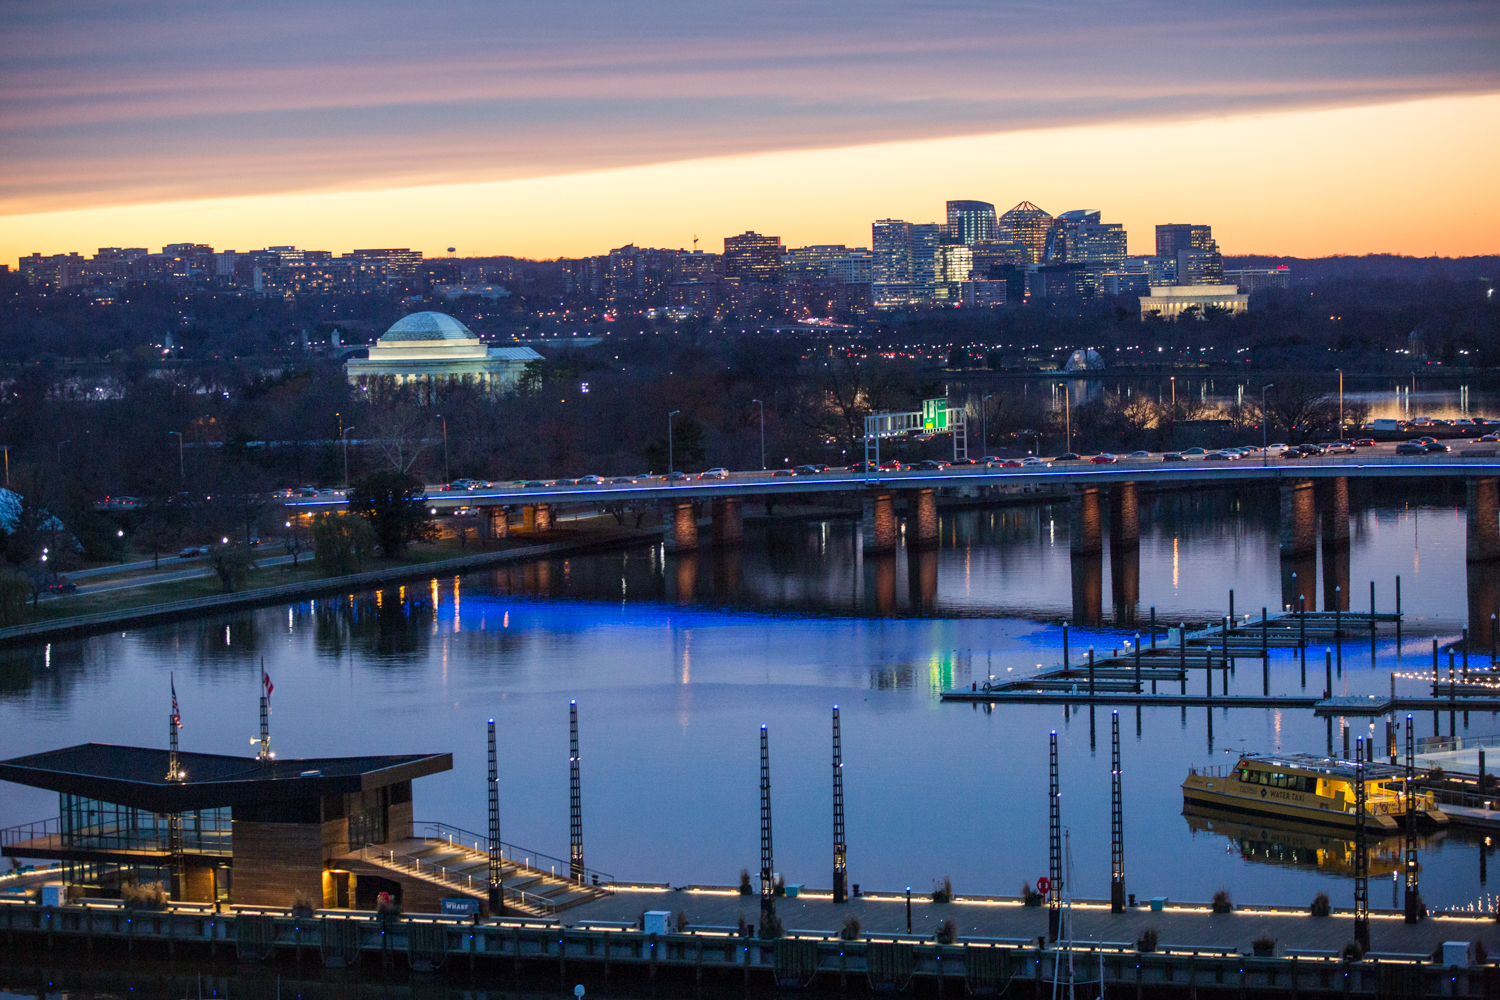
[{"left": 0, "top": 486, "right": 1494, "bottom": 911}]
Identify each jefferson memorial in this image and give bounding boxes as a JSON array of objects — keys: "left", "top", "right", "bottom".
[{"left": 345, "top": 311, "right": 541, "bottom": 401}]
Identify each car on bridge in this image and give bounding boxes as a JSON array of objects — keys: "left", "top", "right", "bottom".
[
  {"left": 1395, "top": 441, "right": 1428, "bottom": 455},
  {"left": 771, "top": 469, "right": 796, "bottom": 477},
  {"left": 1021, "top": 456, "right": 1049, "bottom": 467},
  {"left": 1089, "top": 453, "right": 1118, "bottom": 464},
  {"left": 794, "top": 465, "right": 821, "bottom": 475},
  {"left": 1352, "top": 438, "right": 1376, "bottom": 447},
  {"left": 1162, "top": 452, "right": 1185, "bottom": 461},
  {"left": 665, "top": 471, "right": 688, "bottom": 481},
  {"left": 577, "top": 475, "right": 603, "bottom": 485},
  {"left": 1425, "top": 442, "right": 1452, "bottom": 453},
  {"left": 446, "top": 479, "right": 490, "bottom": 490},
  {"left": 1128, "top": 451, "right": 1151, "bottom": 459},
  {"left": 1055, "top": 453, "right": 1081, "bottom": 461},
  {"left": 915, "top": 460, "right": 947, "bottom": 471},
  {"left": 700, "top": 467, "right": 729, "bottom": 479}
]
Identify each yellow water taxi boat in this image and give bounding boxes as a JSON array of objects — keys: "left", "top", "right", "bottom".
[{"left": 1182, "top": 754, "right": 1448, "bottom": 832}]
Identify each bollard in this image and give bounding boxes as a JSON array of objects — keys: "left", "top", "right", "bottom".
[
  {"left": 1262, "top": 607, "right": 1269, "bottom": 659},
  {"left": 1229, "top": 589, "right": 1235, "bottom": 624},
  {"left": 1180, "top": 625, "right": 1187, "bottom": 695},
  {"left": 1150, "top": 607, "right": 1157, "bottom": 649},
  {"left": 1062, "top": 622, "right": 1069, "bottom": 669},
  {"left": 1344, "top": 723, "right": 1350, "bottom": 760},
  {"left": 1133, "top": 634, "right": 1141, "bottom": 693},
  {"left": 1463, "top": 628, "right": 1470, "bottom": 677},
  {"left": 1325, "top": 649, "right": 1333, "bottom": 699}
]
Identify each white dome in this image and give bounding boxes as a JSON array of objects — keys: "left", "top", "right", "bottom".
[{"left": 380, "top": 311, "right": 478, "bottom": 342}]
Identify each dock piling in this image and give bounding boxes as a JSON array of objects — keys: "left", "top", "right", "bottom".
[
  {"left": 1088, "top": 648, "right": 1095, "bottom": 696},
  {"left": 1110, "top": 711, "right": 1124, "bottom": 914},
  {"left": 1133, "top": 634, "right": 1141, "bottom": 693},
  {"left": 1179, "top": 626, "right": 1187, "bottom": 695},
  {"left": 1404, "top": 715, "right": 1421, "bottom": 923},
  {"left": 1048, "top": 730, "right": 1061, "bottom": 942},
  {"left": 570, "top": 700, "right": 584, "bottom": 882},
  {"left": 1229, "top": 589, "right": 1234, "bottom": 624},
  {"left": 1325, "top": 649, "right": 1332, "bottom": 700},
  {"left": 488, "top": 719, "right": 503, "bottom": 916},
  {"left": 1062, "top": 623, "right": 1069, "bottom": 669},
  {"left": 1150, "top": 607, "right": 1156, "bottom": 649},
  {"left": 832, "top": 705, "right": 847, "bottom": 904}
]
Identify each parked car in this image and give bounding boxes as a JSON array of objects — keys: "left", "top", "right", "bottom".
[{"left": 701, "top": 467, "right": 729, "bottom": 479}]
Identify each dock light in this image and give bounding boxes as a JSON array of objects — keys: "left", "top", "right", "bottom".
[
  {"left": 285, "top": 521, "right": 291, "bottom": 528},
  {"left": 116, "top": 529, "right": 123, "bottom": 537},
  {"left": 222, "top": 537, "right": 228, "bottom": 544}
]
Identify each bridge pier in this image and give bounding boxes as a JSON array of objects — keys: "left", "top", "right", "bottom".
[
  {"left": 1468, "top": 562, "right": 1500, "bottom": 655},
  {"left": 483, "top": 506, "right": 510, "bottom": 540},
  {"left": 1108, "top": 483, "right": 1139, "bottom": 549},
  {"left": 1279, "top": 480, "right": 1315, "bottom": 557},
  {"left": 710, "top": 497, "right": 743, "bottom": 547},
  {"left": 907, "top": 489, "right": 939, "bottom": 549},
  {"left": 862, "top": 493, "right": 897, "bottom": 555},
  {"left": 1318, "top": 478, "right": 1350, "bottom": 549},
  {"left": 1069, "top": 486, "right": 1102, "bottom": 556},
  {"left": 668, "top": 501, "right": 699, "bottom": 553},
  {"left": 522, "top": 504, "right": 552, "bottom": 533},
  {"left": 1468, "top": 477, "right": 1500, "bottom": 563}
]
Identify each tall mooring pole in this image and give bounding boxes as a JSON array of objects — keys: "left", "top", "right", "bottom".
[
  {"left": 832, "top": 705, "right": 848, "bottom": 903},
  {"left": 1404, "top": 714, "right": 1421, "bottom": 922},
  {"left": 1048, "top": 729, "right": 1062, "bottom": 942},
  {"left": 760, "top": 724, "right": 776, "bottom": 926},
  {"left": 1110, "top": 710, "right": 1125, "bottom": 913},
  {"left": 569, "top": 700, "right": 584, "bottom": 882},
  {"left": 1354, "top": 737, "right": 1370, "bottom": 951},
  {"left": 487, "top": 719, "right": 504, "bottom": 915}
]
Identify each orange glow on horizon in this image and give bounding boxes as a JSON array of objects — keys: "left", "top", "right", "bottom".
[{"left": 2, "top": 92, "right": 1497, "bottom": 263}]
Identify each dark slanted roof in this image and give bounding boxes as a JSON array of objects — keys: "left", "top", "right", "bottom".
[{"left": 0, "top": 743, "right": 451, "bottom": 814}]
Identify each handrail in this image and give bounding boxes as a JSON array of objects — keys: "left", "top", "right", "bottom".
[
  {"left": 0, "top": 817, "right": 59, "bottom": 848},
  {"left": 358, "top": 843, "right": 566, "bottom": 916},
  {"left": 418, "top": 821, "right": 615, "bottom": 884}
]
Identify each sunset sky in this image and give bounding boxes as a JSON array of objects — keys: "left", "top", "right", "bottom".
[{"left": 4, "top": 0, "right": 1499, "bottom": 262}]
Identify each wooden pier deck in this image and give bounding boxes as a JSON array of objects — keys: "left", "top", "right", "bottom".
[{"left": 6, "top": 888, "right": 1499, "bottom": 996}]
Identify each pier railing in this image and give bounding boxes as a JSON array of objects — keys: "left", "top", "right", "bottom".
[
  {"left": 355, "top": 842, "right": 565, "bottom": 916},
  {"left": 419, "top": 821, "right": 615, "bottom": 885},
  {"left": 0, "top": 816, "right": 58, "bottom": 849}
]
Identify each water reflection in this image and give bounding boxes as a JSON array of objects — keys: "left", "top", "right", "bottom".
[{"left": 1184, "top": 804, "right": 1429, "bottom": 877}]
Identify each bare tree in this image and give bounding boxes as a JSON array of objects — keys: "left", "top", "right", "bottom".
[{"left": 370, "top": 402, "right": 431, "bottom": 475}]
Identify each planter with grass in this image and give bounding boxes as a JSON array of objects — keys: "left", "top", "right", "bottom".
[{"left": 1212, "top": 889, "right": 1233, "bottom": 914}]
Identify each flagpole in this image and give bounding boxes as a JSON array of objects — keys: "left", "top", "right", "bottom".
[{"left": 259, "top": 657, "right": 272, "bottom": 761}]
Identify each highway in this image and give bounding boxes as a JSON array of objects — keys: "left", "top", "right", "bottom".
[{"left": 281, "top": 440, "right": 1500, "bottom": 512}]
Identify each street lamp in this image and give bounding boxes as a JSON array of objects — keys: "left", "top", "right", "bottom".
[
  {"left": 341, "top": 427, "right": 357, "bottom": 489},
  {"left": 56, "top": 440, "right": 69, "bottom": 465},
  {"left": 1057, "top": 384, "right": 1071, "bottom": 453},
  {"left": 167, "top": 431, "right": 184, "bottom": 484},
  {"left": 1336, "top": 369, "right": 1344, "bottom": 440},
  {"left": 1261, "top": 384, "right": 1275, "bottom": 463},
  {"left": 435, "top": 413, "right": 449, "bottom": 484},
  {"left": 668, "top": 410, "right": 681, "bottom": 473},
  {"left": 982, "top": 394, "right": 994, "bottom": 458},
  {"left": 751, "top": 399, "right": 765, "bottom": 471}
]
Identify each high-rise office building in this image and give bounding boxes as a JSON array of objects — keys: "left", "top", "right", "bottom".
[
  {"left": 723, "top": 231, "right": 783, "bottom": 284},
  {"left": 872, "top": 220, "right": 941, "bottom": 308},
  {"left": 997, "top": 201, "right": 1055, "bottom": 265},
  {"left": 1045, "top": 210, "right": 1127, "bottom": 266},
  {"left": 1155, "top": 224, "right": 1223, "bottom": 284},
  {"left": 946, "top": 201, "right": 997, "bottom": 245}
]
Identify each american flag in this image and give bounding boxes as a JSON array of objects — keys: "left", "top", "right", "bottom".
[
  {"left": 170, "top": 672, "right": 181, "bottom": 729},
  {"left": 262, "top": 669, "right": 273, "bottom": 698}
]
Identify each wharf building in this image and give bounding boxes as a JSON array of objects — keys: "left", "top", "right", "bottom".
[
  {"left": 345, "top": 311, "right": 541, "bottom": 401},
  {"left": 0, "top": 743, "right": 451, "bottom": 908}
]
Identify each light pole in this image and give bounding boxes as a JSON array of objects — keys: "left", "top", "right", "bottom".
[
  {"left": 435, "top": 414, "right": 449, "bottom": 484},
  {"left": 982, "top": 393, "right": 993, "bottom": 458},
  {"left": 668, "top": 410, "right": 681, "bottom": 473},
  {"left": 56, "top": 440, "right": 69, "bottom": 466},
  {"left": 751, "top": 399, "right": 765, "bottom": 470},
  {"left": 1058, "top": 384, "right": 1071, "bottom": 453},
  {"left": 1261, "top": 384, "right": 1275, "bottom": 463},
  {"left": 341, "top": 427, "right": 356, "bottom": 488},
  {"left": 167, "top": 431, "right": 184, "bottom": 484},
  {"left": 1336, "top": 369, "right": 1344, "bottom": 440},
  {"left": 1170, "top": 375, "right": 1176, "bottom": 412}
]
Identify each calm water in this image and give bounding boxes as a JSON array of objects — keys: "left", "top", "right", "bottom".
[{"left": 2, "top": 481, "right": 1497, "bottom": 915}]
